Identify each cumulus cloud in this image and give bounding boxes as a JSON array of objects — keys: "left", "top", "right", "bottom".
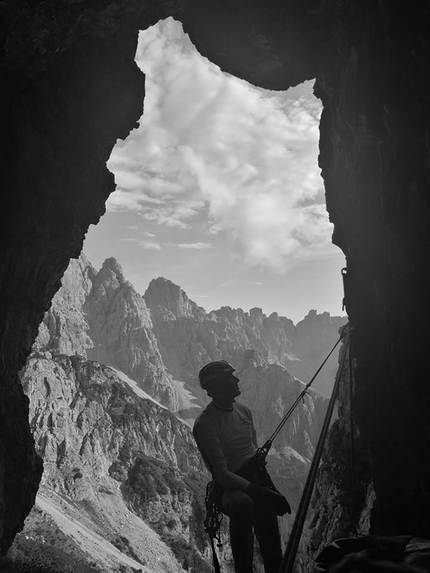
[{"left": 107, "top": 18, "right": 335, "bottom": 271}]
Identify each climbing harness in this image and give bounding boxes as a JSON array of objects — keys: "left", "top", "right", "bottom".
[
  {"left": 204, "top": 481, "right": 223, "bottom": 573},
  {"left": 279, "top": 327, "right": 351, "bottom": 573}
]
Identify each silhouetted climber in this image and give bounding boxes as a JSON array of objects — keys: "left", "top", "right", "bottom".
[{"left": 193, "top": 360, "right": 291, "bottom": 573}]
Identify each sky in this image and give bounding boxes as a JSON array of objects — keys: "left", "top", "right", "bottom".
[{"left": 83, "top": 18, "right": 346, "bottom": 325}]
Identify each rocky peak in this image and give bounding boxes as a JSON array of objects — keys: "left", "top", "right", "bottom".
[
  {"left": 249, "top": 307, "right": 265, "bottom": 323},
  {"left": 34, "top": 256, "right": 95, "bottom": 356},
  {"left": 295, "top": 309, "right": 347, "bottom": 364},
  {"left": 145, "top": 277, "right": 205, "bottom": 321},
  {"left": 212, "top": 306, "right": 249, "bottom": 327},
  {"left": 90, "top": 257, "right": 127, "bottom": 301},
  {"left": 85, "top": 257, "right": 152, "bottom": 330},
  {"left": 101, "top": 256, "right": 126, "bottom": 281},
  {"left": 56, "top": 252, "right": 97, "bottom": 305}
]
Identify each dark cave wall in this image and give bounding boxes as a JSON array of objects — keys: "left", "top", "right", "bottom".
[
  {"left": 312, "top": 2, "right": 430, "bottom": 548},
  {"left": 1, "top": 0, "right": 430, "bottom": 560},
  {"left": 0, "top": 0, "right": 175, "bottom": 553},
  {"left": 181, "top": 0, "right": 326, "bottom": 89}
]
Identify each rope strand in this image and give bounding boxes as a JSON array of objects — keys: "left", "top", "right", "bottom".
[
  {"left": 257, "top": 330, "right": 347, "bottom": 459},
  {"left": 279, "top": 328, "right": 351, "bottom": 573}
]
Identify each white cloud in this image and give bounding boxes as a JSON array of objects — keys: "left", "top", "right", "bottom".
[
  {"left": 107, "top": 18, "right": 336, "bottom": 271},
  {"left": 122, "top": 237, "right": 162, "bottom": 250},
  {"left": 140, "top": 240, "right": 162, "bottom": 250},
  {"left": 139, "top": 199, "right": 202, "bottom": 228},
  {"left": 175, "top": 242, "right": 214, "bottom": 250}
]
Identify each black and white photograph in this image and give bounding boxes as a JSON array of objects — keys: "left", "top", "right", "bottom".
[{"left": 1, "top": 2, "right": 429, "bottom": 573}]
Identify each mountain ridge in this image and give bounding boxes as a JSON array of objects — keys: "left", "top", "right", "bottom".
[
  {"left": 143, "top": 273, "right": 346, "bottom": 402},
  {"left": 35, "top": 254, "right": 347, "bottom": 413}
]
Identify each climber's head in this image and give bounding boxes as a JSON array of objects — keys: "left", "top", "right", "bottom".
[{"left": 198, "top": 360, "right": 240, "bottom": 400}]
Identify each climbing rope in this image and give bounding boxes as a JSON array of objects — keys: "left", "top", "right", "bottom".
[
  {"left": 250, "top": 329, "right": 347, "bottom": 465},
  {"left": 279, "top": 326, "right": 351, "bottom": 573},
  {"left": 348, "top": 329, "right": 355, "bottom": 494}
]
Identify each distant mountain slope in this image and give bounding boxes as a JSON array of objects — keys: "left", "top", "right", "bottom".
[{"left": 144, "top": 276, "right": 347, "bottom": 402}]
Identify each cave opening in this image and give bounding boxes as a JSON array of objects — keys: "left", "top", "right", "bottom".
[
  {"left": 2, "top": 1, "right": 430, "bottom": 566},
  {"left": 83, "top": 18, "right": 346, "bottom": 326}
]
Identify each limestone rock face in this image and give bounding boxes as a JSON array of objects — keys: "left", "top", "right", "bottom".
[
  {"left": 19, "top": 351, "right": 209, "bottom": 572},
  {"left": 83, "top": 258, "right": 174, "bottom": 406},
  {"left": 21, "top": 353, "right": 201, "bottom": 496},
  {"left": 145, "top": 277, "right": 207, "bottom": 321},
  {"left": 34, "top": 253, "right": 96, "bottom": 356},
  {"left": 36, "top": 256, "right": 183, "bottom": 412}
]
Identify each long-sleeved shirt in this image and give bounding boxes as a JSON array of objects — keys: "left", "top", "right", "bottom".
[{"left": 193, "top": 401, "right": 258, "bottom": 482}]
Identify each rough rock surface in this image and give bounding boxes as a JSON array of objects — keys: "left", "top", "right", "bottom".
[
  {"left": 310, "top": 4, "right": 430, "bottom": 550},
  {"left": 19, "top": 352, "right": 207, "bottom": 572},
  {"left": 36, "top": 253, "right": 97, "bottom": 356},
  {"left": 22, "top": 353, "right": 198, "bottom": 485},
  {"left": 35, "top": 256, "right": 184, "bottom": 411},
  {"left": 1, "top": 0, "right": 430, "bottom": 561},
  {"left": 0, "top": 3, "right": 145, "bottom": 553}
]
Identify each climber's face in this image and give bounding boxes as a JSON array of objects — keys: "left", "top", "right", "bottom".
[{"left": 216, "top": 372, "right": 241, "bottom": 399}]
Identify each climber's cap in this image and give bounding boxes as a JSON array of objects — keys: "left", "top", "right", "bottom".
[{"left": 198, "top": 360, "right": 235, "bottom": 389}]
